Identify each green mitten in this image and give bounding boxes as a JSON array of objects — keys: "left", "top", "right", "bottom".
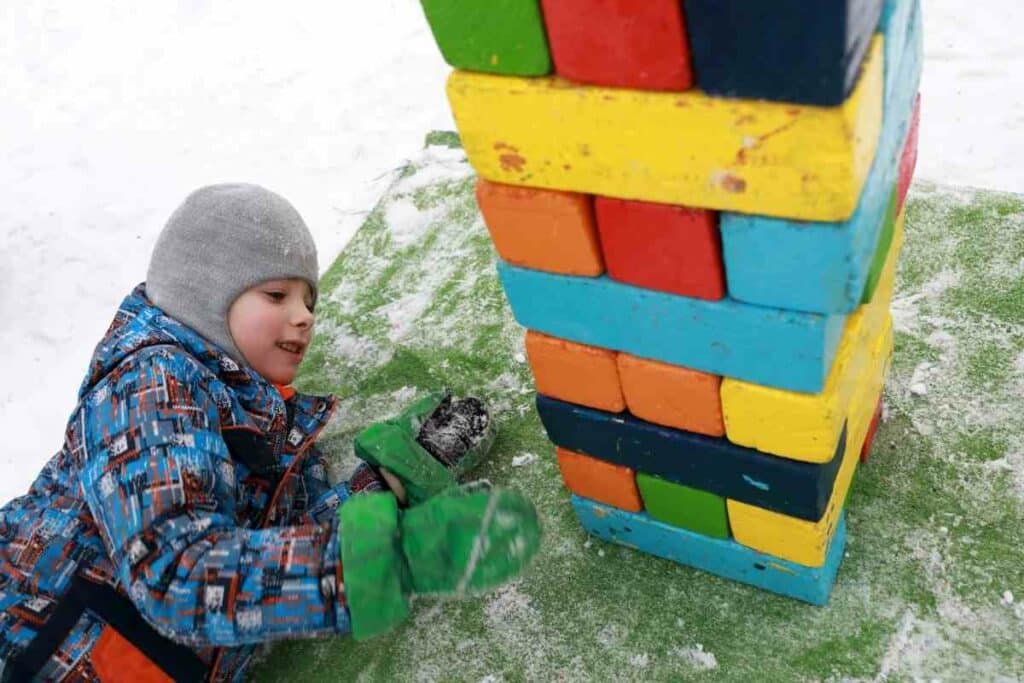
[
  {"left": 353, "top": 422, "right": 455, "bottom": 506},
  {"left": 338, "top": 486, "right": 541, "bottom": 640},
  {"left": 353, "top": 391, "right": 497, "bottom": 505}
]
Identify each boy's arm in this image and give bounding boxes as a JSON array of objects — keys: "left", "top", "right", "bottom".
[{"left": 74, "top": 351, "right": 351, "bottom": 648}]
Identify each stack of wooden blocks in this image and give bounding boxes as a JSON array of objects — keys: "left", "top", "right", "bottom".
[{"left": 420, "top": 0, "right": 922, "bottom": 604}]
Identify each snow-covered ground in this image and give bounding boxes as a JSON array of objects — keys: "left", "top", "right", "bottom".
[{"left": 0, "top": 0, "right": 1021, "bottom": 502}]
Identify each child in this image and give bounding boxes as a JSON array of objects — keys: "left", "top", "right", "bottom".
[{"left": 0, "top": 184, "right": 540, "bottom": 682}]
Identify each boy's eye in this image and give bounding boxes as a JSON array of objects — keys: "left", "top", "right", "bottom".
[{"left": 265, "top": 291, "right": 286, "bottom": 301}]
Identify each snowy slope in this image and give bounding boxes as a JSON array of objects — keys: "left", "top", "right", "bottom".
[{"left": 0, "top": 0, "right": 1020, "bottom": 502}]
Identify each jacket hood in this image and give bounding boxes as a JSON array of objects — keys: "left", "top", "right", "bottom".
[{"left": 79, "top": 283, "right": 273, "bottom": 401}]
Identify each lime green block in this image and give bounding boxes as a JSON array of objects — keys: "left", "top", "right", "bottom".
[
  {"left": 636, "top": 473, "right": 730, "bottom": 539},
  {"left": 420, "top": 0, "right": 551, "bottom": 76},
  {"left": 861, "top": 188, "right": 900, "bottom": 304}
]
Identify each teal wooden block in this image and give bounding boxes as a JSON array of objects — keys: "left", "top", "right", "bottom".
[
  {"left": 420, "top": 0, "right": 551, "bottom": 76},
  {"left": 719, "top": 0, "right": 922, "bottom": 315},
  {"left": 572, "top": 495, "right": 846, "bottom": 606},
  {"left": 498, "top": 264, "right": 846, "bottom": 393}
]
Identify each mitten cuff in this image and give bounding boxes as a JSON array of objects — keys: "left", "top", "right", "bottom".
[{"left": 337, "top": 493, "right": 410, "bottom": 640}]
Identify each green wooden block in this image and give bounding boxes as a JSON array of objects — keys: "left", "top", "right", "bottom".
[
  {"left": 861, "top": 188, "right": 900, "bottom": 304},
  {"left": 420, "top": 0, "right": 551, "bottom": 76},
  {"left": 636, "top": 473, "right": 730, "bottom": 539}
]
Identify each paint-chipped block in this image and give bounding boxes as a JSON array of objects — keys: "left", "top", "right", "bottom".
[
  {"left": 557, "top": 447, "right": 642, "bottom": 512},
  {"left": 721, "top": 210, "right": 901, "bottom": 463},
  {"left": 537, "top": 393, "right": 846, "bottom": 522},
  {"left": 539, "top": 0, "right": 693, "bottom": 91},
  {"left": 476, "top": 179, "right": 603, "bottom": 276},
  {"left": 636, "top": 473, "right": 729, "bottom": 539},
  {"left": 616, "top": 353, "right": 724, "bottom": 437},
  {"left": 719, "top": 3, "right": 922, "bottom": 315},
  {"left": 897, "top": 95, "right": 921, "bottom": 211},
  {"left": 594, "top": 198, "right": 724, "bottom": 301},
  {"left": 498, "top": 263, "right": 846, "bottom": 393},
  {"left": 860, "top": 397, "right": 884, "bottom": 463},
  {"left": 420, "top": 0, "right": 551, "bottom": 75},
  {"left": 728, "top": 318, "right": 893, "bottom": 567},
  {"left": 572, "top": 496, "right": 846, "bottom": 606},
  {"left": 447, "top": 37, "right": 883, "bottom": 222},
  {"left": 685, "top": 0, "right": 882, "bottom": 105},
  {"left": 525, "top": 330, "right": 624, "bottom": 412}
]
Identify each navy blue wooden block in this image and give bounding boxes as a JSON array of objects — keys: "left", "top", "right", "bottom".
[
  {"left": 685, "top": 0, "right": 884, "bottom": 105},
  {"left": 537, "top": 394, "right": 845, "bottom": 522}
]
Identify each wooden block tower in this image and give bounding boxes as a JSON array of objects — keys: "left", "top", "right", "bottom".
[{"left": 419, "top": 0, "right": 922, "bottom": 604}]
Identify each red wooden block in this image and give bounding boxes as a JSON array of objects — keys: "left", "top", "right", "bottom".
[
  {"left": 860, "top": 396, "right": 884, "bottom": 463},
  {"left": 540, "top": 0, "right": 694, "bottom": 91},
  {"left": 594, "top": 197, "right": 725, "bottom": 300},
  {"left": 897, "top": 94, "right": 921, "bottom": 211}
]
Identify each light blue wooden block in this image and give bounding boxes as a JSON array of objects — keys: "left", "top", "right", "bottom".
[
  {"left": 497, "top": 264, "right": 846, "bottom": 392},
  {"left": 720, "top": 1, "right": 923, "bottom": 315},
  {"left": 882, "top": 0, "right": 921, "bottom": 107},
  {"left": 571, "top": 495, "right": 847, "bottom": 606}
]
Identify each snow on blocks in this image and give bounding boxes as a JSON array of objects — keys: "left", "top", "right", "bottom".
[{"left": 419, "top": 0, "right": 919, "bottom": 604}]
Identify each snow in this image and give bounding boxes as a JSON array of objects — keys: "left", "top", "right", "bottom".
[
  {"left": 0, "top": 1, "right": 1021, "bottom": 504},
  {"left": 510, "top": 453, "right": 538, "bottom": 467}
]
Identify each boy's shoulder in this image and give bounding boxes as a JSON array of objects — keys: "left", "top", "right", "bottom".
[{"left": 84, "top": 341, "right": 225, "bottom": 409}]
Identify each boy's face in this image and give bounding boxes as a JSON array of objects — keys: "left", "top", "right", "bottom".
[{"left": 228, "top": 278, "right": 315, "bottom": 385}]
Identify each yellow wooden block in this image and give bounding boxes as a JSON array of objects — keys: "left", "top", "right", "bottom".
[
  {"left": 721, "top": 207, "right": 904, "bottom": 463},
  {"left": 447, "top": 37, "right": 883, "bottom": 222},
  {"left": 727, "top": 316, "right": 893, "bottom": 567}
]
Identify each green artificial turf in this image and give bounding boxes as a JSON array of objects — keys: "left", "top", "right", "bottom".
[{"left": 249, "top": 138, "right": 1024, "bottom": 682}]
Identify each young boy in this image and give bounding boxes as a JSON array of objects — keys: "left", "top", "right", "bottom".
[{"left": 0, "top": 184, "right": 540, "bottom": 682}]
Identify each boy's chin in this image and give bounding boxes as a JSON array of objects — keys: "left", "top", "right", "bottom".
[{"left": 258, "top": 365, "right": 297, "bottom": 385}]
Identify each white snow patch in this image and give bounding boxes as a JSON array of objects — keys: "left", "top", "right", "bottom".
[
  {"left": 385, "top": 198, "right": 440, "bottom": 248},
  {"left": 511, "top": 453, "right": 538, "bottom": 468},
  {"left": 875, "top": 610, "right": 917, "bottom": 681},
  {"left": 891, "top": 270, "right": 961, "bottom": 334},
  {"left": 391, "top": 386, "right": 419, "bottom": 405},
  {"left": 628, "top": 653, "right": 650, "bottom": 668},
  {"left": 483, "top": 582, "right": 538, "bottom": 632},
  {"left": 392, "top": 146, "right": 471, "bottom": 194},
  {"left": 670, "top": 644, "right": 718, "bottom": 670},
  {"left": 380, "top": 289, "right": 435, "bottom": 342},
  {"left": 330, "top": 321, "right": 391, "bottom": 367}
]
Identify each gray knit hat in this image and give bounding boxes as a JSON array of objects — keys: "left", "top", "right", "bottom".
[{"left": 146, "top": 183, "right": 319, "bottom": 365}]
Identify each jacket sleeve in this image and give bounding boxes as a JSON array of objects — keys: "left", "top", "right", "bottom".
[
  {"left": 297, "top": 444, "right": 354, "bottom": 525},
  {"left": 73, "top": 350, "right": 352, "bottom": 647}
]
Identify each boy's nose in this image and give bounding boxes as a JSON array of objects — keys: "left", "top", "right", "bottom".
[{"left": 291, "top": 302, "right": 314, "bottom": 328}]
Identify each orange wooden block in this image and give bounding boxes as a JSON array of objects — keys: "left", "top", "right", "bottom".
[
  {"left": 617, "top": 353, "right": 725, "bottom": 436},
  {"left": 556, "top": 447, "right": 643, "bottom": 512},
  {"left": 475, "top": 179, "right": 604, "bottom": 276},
  {"left": 526, "top": 330, "right": 625, "bottom": 412}
]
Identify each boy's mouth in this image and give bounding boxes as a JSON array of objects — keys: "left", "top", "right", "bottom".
[{"left": 276, "top": 341, "right": 306, "bottom": 355}]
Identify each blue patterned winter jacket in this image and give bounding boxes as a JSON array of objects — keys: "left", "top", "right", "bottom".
[{"left": 0, "top": 285, "right": 355, "bottom": 682}]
